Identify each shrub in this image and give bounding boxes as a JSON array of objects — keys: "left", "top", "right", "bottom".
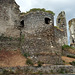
[
  {"left": 69, "top": 61, "right": 75, "bottom": 66},
  {"left": 21, "top": 34, "right": 25, "bottom": 42},
  {"left": 3, "top": 70, "right": 9, "bottom": 75},
  {"left": 62, "top": 45, "right": 73, "bottom": 50},
  {"left": 67, "top": 55, "right": 75, "bottom": 58},
  {"left": 2, "top": 69, "right": 14, "bottom": 75},
  {"left": 59, "top": 68, "right": 67, "bottom": 74},
  {"left": 23, "top": 52, "right": 30, "bottom": 58},
  {"left": 37, "top": 61, "right": 44, "bottom": 67},
  {"left": 26, "top": 58, "right": 33, "bottom": 66},
  {"left": 21, "top": 8, "right": 55, "bottom": 16}
]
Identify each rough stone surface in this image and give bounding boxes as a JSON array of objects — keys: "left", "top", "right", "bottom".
[
  {"left": 56, "top": 11, "right": 68, "bottom": 45},
  {"left": 32, "top": 55, "right": 63, "bottom": 64},
  {"left": 54, "top": 27, "right": 67, "bottom": 46},
  {"left": 20, "top": 11, "right": 63, "bottom": 64},
  {"left": 0, "top": 0, "right": 20, "bottom": 37},
  {"left": 0, "top": 0, "right": 21, "bottom": 50},
  {"left": 0, "top": 38, "right": 20, "bottom": 50},
  {"left": 69, "top": 18, "right": 75, "bottom": 48},
  {"left": 0, "top": 65, "right": 75, "bottom": 74}
]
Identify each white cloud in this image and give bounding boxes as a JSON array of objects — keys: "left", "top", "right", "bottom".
[{"left": 15, "top": 0, "right": 75, "bottom": 23}]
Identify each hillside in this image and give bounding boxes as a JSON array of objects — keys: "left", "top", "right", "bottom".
[{"left": 0, "top": 50, "right": 27, "bottom": 67}]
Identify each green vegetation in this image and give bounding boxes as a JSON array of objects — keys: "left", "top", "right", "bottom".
[
  {"left": 21, "top": 34, "right": 25, "bottom": 42},
  {"left": 37, "top": 61, "right": 44, "bottom": 67},
  {"left": 62, "top": 45, "right": 74, "bottom": 50},
  {"left": 59, "top": 68, "right": 68, "bottom": 74},
  {"left": 26, "top": 58, "right": 34, "bottom": 66},
  {"left": 0, "top": 34, "right": 20, "bottom": 41},
  {"left": 21, "top": 8, "right": 55, "bottom": 16},
  {"left": 67, "top": 55, "right": 75, "bottom": 58},
  {"left": 54, "top": 26, "right": 59, "bottom": 29},
  {"left": 69, "top": 61, "right": 75, "bottom": 66},
  {"left": 23, "top": 52, "right": 30, "bottom": 58},
  {"left": 0, "top": 34, "right": 12, "bottom": 41},
  {"left": 2, "top": 69, "right": 14, "bottom": 75},
  {"left": 20, "top": 12, "right": 26, "bottom": 15},
  {"left": 54, "top": 26, "right": 63, "bottom": 31}
]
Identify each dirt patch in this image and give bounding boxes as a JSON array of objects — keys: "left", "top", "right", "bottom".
[
  {"left": 62, "top": 56, "right": 75, "bottom": 65},
  {"left": 0, "top": 50, "right": 27, "bottom": 67}
]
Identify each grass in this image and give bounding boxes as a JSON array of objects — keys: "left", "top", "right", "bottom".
[
  {"left": 67, "top": 55, "right": 75, "bottom": 58},
  {"left": 2, "top": 69, "right": 14, "bottom": 75},
  {"left": 69, "top": 61, "right": 75, "bottom": 66},
  {"left": 26, "top": 58, "right": 34, "bottom": 66},
  {"left": 23, "top": 52, "right": 30, "bottom": 58},
  {"left": 62, "top": 45, "right": 74, "bottom": 50},
  {"left": 54, "top": 26, "right": 63, "bottom": 31},
  {"left": 37, "top": 61, "right": 44, "bottom": 67},
  {"left": 20, "top": 8, "right": 55, "bottom": 16}
]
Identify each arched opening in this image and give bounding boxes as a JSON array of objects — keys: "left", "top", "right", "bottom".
[
  {"left": 72, "top": 39, "right": 74, "bottom": 43},
  {"left": 58, "top": 18, "right": 60, "bottom": 23},
  {"left": 45, "top": 18, "right": 51, "bottom": 24},
  {"left": 20, "top": 20, "right": 24, "bottom": 28}
]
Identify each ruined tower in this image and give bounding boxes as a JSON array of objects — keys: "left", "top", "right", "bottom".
[
  {"left": 55, "top": 11, "right": 68, "bottom": 45},
  {"left": 69, "top": 18, "right": 75, "bottom": 47},
  {"left": 20, "top": 9, "right": 63, "bottom": 64},
  {"left": 0, "top": 0, "right": 20, "bottom": 37},
  {"left": 56, "top": 11, "right": 67, "bottom": 32}
]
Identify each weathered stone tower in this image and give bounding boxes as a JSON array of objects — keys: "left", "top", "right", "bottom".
[
  {"left": 20, "top": 9, "right": 63, "bottom": 64},
  {"left": 56, "top": 11, "right": 68, "bottom": 45},
  {"left": 0, "top": 0, "right": 20, "bottom": 37},
  {"left": 56, "top": 11, "right": 67, "bottom": 32},
  {"left": 69, "top": 18, "right": 75, "bottom": 47}
]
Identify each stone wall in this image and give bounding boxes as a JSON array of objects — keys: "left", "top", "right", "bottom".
[
  {"left": 0, "top": 0, "right": 20, "bottom": 37},
  {"left": 32, "top": 54, "right": 63, "bottom": 64},
  {"left": 69, "top": 18, "right": 75, "bottom": 48},
  {"left": 54, "top": 27, "right": 68, "bottom": 46},
  {"left": 56, "top": 11, "right": 68, "bottom": 45},
  {"left": 0, "top": 36, "right": 20, "bottom": 50},
  {"left": 0, "top": 0, "right": 20, "bottom": 50},
  {"left": 0, "top": 65, "right": 75, "bottom": 74}
]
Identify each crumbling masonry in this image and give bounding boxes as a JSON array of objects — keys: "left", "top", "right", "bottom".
[
  {"left": 0, "top": 0, "right": 68, "bottom": 64},
  {"left": 69, "top": 18, "right": 75, "bottom": 48}
]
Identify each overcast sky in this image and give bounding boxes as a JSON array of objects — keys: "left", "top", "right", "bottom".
[
  {"left": 15, "top": 0, "right": 75, "bottom": 24},
  {"left": 15, "top": 0, "right": 75, "bottom": 44}
]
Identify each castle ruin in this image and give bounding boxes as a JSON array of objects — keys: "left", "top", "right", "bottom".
[{"left": 0, "top": 0, "right": 68, "bottom": 64}]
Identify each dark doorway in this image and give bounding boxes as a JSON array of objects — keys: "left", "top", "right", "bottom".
[
  {"left": 20, "top": 20, "right": 24, "bottom": 28},
  {"left": 45, "top": 18, "right": 51, "bottom": 24},
  {"left": 72, "top": 39, "right": 74, "bottom": 43},
  {"left": 58, "top": 18, "right": 60, "bottom": 23}
]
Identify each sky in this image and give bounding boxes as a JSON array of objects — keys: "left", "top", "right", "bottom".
[
  {"left": 15, "top": 0, "right": 75, "bottom": 44},
  {"left": 15, "top": 0, "right": 75, "bottom": 23}
]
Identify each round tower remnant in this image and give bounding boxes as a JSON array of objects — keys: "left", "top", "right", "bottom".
[{"left": 20, "top": 9, "right": 63, "bottom": 64}]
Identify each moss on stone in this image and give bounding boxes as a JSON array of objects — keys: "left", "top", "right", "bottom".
[
  {"left": 62, "top": 45, "right": 75, "bottom": 50},
  {"left": 20, "top": 8, "right": 55, "bottom": 16},
  {"left": 54, "top": 26, "right": 63, "bottom": 31}
]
